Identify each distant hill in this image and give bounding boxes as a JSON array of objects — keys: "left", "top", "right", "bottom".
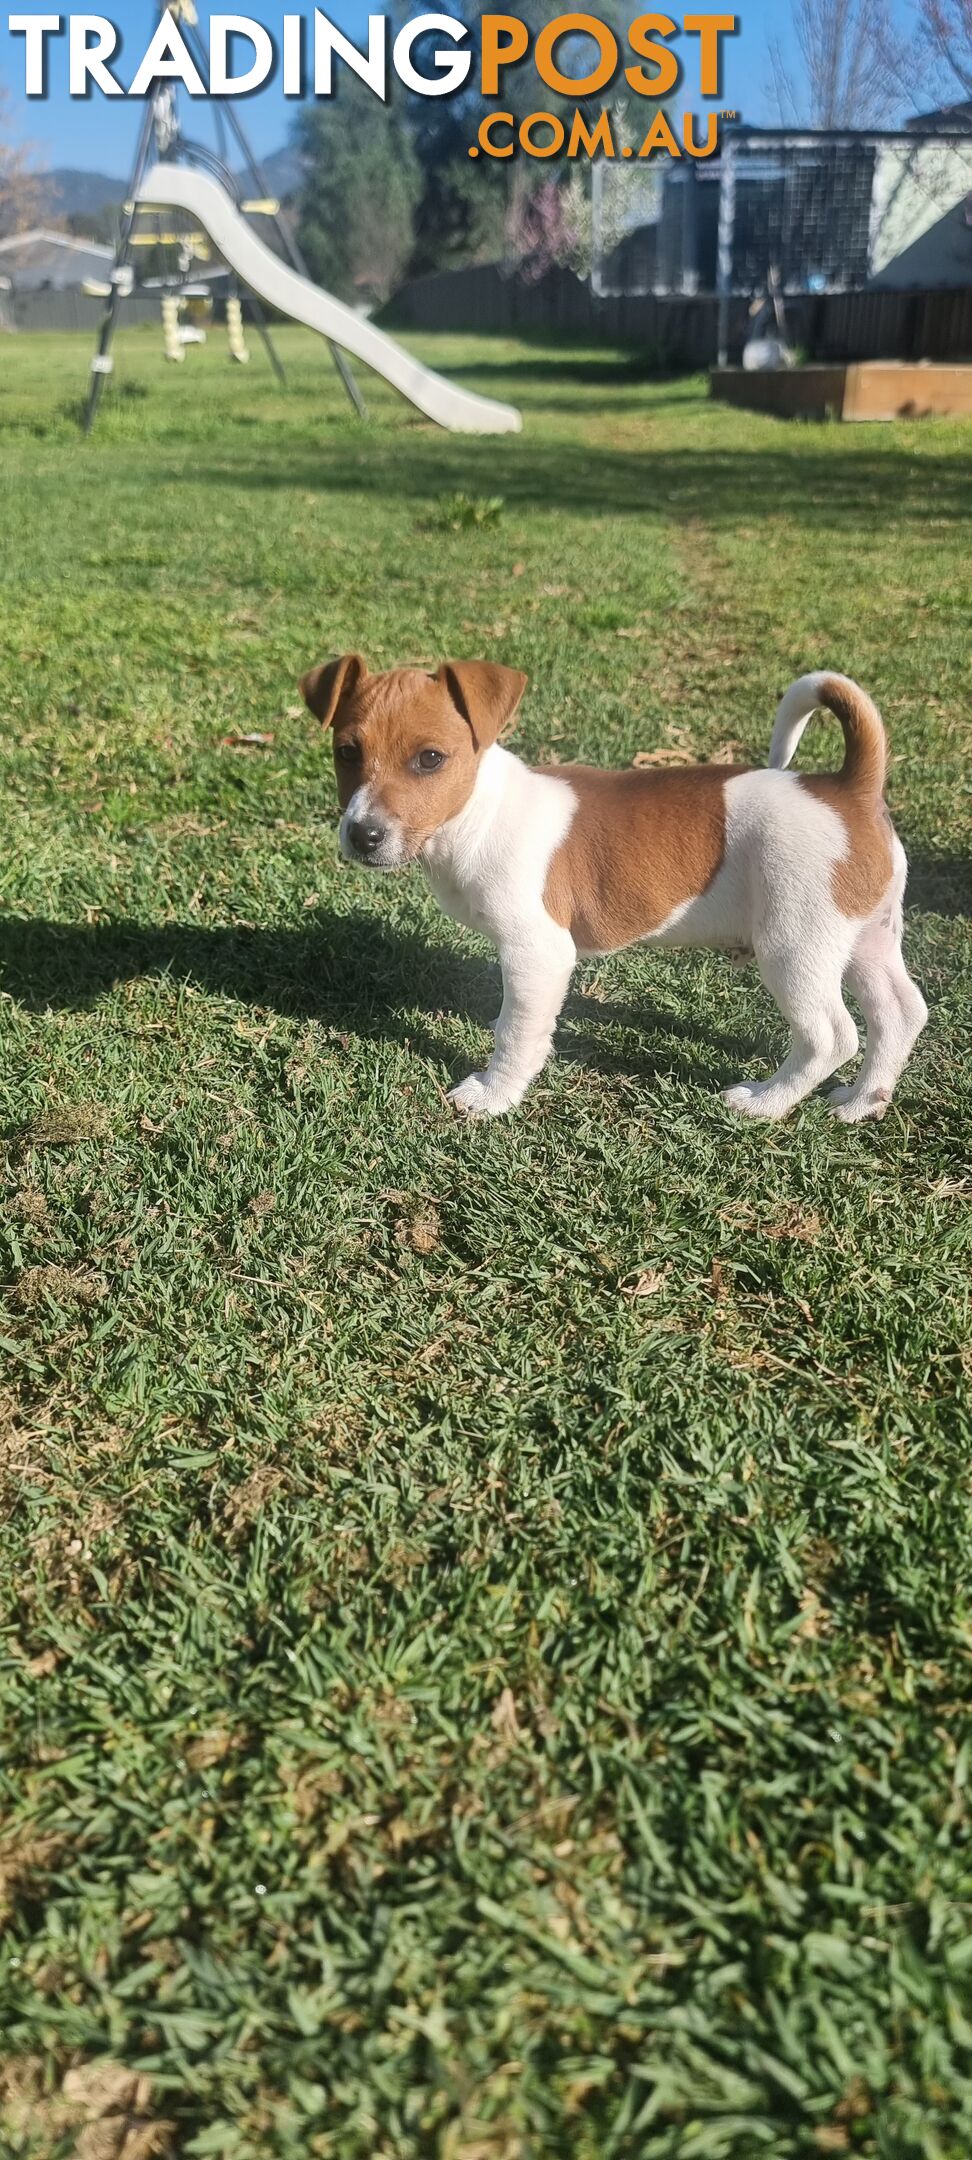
[
  {"left": 42, "top": 146, "right": 303, "bottom": 231},
  {"left": 45, "top": 167, "right": 125, "bottom": 220},
  {"left": 252, "top": 146, "right": 303, "bottom": 201}
]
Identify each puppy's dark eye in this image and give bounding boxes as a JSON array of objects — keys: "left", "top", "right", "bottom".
[
  {"left": 414, "top": 748, "right": 447, "bottom": 774},
  {"left": 335, "top": 741, "right": 360, "bottom": 766}
]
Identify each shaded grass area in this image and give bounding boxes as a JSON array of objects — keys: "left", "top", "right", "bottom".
[{"left": 0, "top": 330, "right": 970, "bottom": 2159}]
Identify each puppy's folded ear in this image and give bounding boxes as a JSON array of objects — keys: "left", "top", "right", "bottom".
[
  {"left": 438, "top": 661, "right": 528, "bottom": 751},
  {"left": 300, "top": 653, "right": 368, "bottom": 728}
]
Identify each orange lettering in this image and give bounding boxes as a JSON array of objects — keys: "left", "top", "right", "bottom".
[
  {"left": 480, "top": 14, "right": 529, "bottom": 96},
  {"left": 568, "top": 108, "right": 616, "bottom": 158},
  {"left": 521, "top": 110, "right": 567, "bottom": 156},
  {"left": 535, "top": 13, "right": 618, "bottom": 97},
  {"left": 684, "top": 14, "right": 735, "bottom": 97},
  {"left": 683, "top": 109, "right": 718, "bottom": 156},
  {"left": 477, "top": 110, "right": 516, "bottom": 157},
  {"left": 626, "top": 14, "right": 679, "bottom": 97},
  {"left": 640, "top": 110, "right": 681, "bottom": 156}
]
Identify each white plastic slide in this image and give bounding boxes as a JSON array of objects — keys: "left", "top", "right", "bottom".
[{"left": 136, "top": 165, "right": 522, "bottom": 436}]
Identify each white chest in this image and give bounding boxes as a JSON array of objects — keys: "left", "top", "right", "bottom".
[
  {"left": 422, "top": 749, "right": 577, "bottom": 947},
  {"left": 424, "top": 856, "right": 493, "bottom": 938}
]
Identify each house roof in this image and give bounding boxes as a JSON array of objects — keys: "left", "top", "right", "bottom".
[
  {"left": 0, "top": 228, "right": 115, "bottom": 257},
  {"left": 907, "top": 98, "right": 972, "bottom": 133},
  {"left": 0, "top": 229, "right": 115, "bottom": 289}
]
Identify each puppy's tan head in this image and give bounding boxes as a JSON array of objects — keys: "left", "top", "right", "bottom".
[{"left": 300, "top": 654, "right": 527, "bottom": 869}]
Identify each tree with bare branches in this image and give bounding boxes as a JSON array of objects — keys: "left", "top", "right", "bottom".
[
  {"left": 768, "top": 0, "right": 909, "bottom": 127},
  {"left": 0, "top": 87, "right": 47, "bottom": 239},
  {"left": 916, "top": 0, "right": 972, "bottom": 101}
]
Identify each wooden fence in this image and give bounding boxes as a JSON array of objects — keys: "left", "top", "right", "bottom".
[
  {"left": 381, "top": 264, "right": 972, "bottom": 368},
  {"left": 4, "top": 290, "right": 163, "bottom": 334},
  {"left": 10, "top": 267, "right": 971, "bottom": 364}
]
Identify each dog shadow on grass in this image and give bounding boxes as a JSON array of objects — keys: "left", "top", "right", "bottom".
[
  {"left": 906, "top": 856, "right": 972, "bottom": 921},
  {"left": 0, "top": 909, "right": 761, "bottom": 1094}
]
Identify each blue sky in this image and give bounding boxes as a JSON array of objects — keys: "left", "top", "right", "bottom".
[{"left": 0, "top": 3, "right": 906, "bottom": 177}]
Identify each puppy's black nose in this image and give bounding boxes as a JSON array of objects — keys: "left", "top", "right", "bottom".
[{"left": 350, "top": 818, "right": 384, "bottom": 857}]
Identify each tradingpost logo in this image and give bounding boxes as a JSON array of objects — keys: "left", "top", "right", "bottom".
[{"left": 7, "top": 9, "right": 737, "bottom": 161}]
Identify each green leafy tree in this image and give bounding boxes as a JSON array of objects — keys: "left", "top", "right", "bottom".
[
  {"left": 294, "top": 79, "right": 422, "bottom": 306},
  {"left": 66, "top": 204, "right": 121, "bottom": 246},
  {"left": 406, "top": 98, "right": 505, "bottom": 276},
  {"left": 401, "top": 2, "right": 631, "bottom": 278},
  {"left": 295, "top": 6, "right": 645, "bottom": 292}
]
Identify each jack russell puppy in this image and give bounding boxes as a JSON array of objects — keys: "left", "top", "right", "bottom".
[{"left": 300, "top": 655, "right": 927, "bottom": 1125}]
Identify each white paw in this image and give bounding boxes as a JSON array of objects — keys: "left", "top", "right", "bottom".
[
  {"left": 829, "top": 1088, "right": 891, "bottom": 1125},
  {"left": 827, "top": 1083, "right": 854, "bottom": 1106},
  {"left": 447, "top": 1072, "right": 515, "bottom": 1120},
  {"left": 722, "top": 1080, "right": 788, "bottom": 1121}
]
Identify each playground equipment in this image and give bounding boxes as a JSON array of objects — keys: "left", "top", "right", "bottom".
[
  {"left": 158, "top": 284, "right": 209, "bottom": 358},
  {"left": 138, "top": 163, "right": 522, "bottom": 432},
  {"left": 591, "top": 122, "right": 972, "bottom": 367},
  {"left": 85, "top": 2, "right": 520, "bottom": 437},
  {"left": 125, "top": 195, "right": 247, "bottom": 370},
  {"left": 225, "top": 293, "right": 249, "bottom": 366},
  {"left": 160, "top": 289, "right": 183, "bottom": 363}
]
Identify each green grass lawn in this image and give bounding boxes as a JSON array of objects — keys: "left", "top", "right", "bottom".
[{"left": 0, "top": 325, "right": 970, "bottom": 2160}]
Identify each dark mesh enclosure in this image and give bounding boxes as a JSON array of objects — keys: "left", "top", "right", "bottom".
[{"left": 592, "top": 128, "right": 972, "bottom": 299}]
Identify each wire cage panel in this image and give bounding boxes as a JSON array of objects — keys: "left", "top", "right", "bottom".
[{"left": 591, "top": 128, "right": 972, "bottom": 300}]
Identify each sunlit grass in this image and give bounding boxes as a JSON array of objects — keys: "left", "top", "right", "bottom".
[{"left": 0, "top": 327, "right": 970, "bottom": 2159}]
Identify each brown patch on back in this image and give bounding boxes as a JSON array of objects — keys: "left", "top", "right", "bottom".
[
  {"left": 801, "top": 777, "right": 895, "bottom": 917},
  {"left": 543, "top": 763, "right": 739, "bottom": 953}
]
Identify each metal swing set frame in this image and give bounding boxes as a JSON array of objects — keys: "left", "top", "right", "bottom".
[
  {"left": 83, "top": 2, "right": 520, "bottom": 437},
  {"left": 83, "top": 0, "right": 365, "bottom": 433}
]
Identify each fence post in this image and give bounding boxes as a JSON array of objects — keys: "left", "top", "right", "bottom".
[
  {"left": 682, "top": 158, "right": 700, "bottom": 295},
  {"left": 716, "top": 135, "right": 736, "bottom": 367}
]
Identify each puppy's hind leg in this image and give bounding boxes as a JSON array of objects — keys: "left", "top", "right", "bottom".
[
  {"left": 828, "top": 917, "right": 927, "bottom": 1123},
  {"left": 724, "top": 938, "right": 859, "bottom": 1121}
]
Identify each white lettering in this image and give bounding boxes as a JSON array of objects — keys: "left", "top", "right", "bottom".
[
  {"left": 392, "top": 13, "right": 471, "bottom": 97},
  {"left": 8, "top": 13, "right": 61, "bottom": 96},
  {"left": 129, "top": 12, "right": 207, "bottom": 97}
]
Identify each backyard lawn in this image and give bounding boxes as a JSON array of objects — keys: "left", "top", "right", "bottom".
[{"left": 0, "top": 326, "right": 970, "bottom": 2159}]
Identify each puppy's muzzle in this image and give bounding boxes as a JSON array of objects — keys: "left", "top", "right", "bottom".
[
  {"left": 339, "top": 802, "right": 408, "bottom": 871},
  {"left": 348, "top": 816, "right": 385, "bottom": 861}
]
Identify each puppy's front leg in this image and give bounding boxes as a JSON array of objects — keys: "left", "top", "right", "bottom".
[{"left": 449, "top": 920, "right": 576, "bottom": 1119}]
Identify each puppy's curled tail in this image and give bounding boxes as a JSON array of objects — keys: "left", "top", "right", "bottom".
[{"left": 768, "top": 672, "right": 886, "bottom": 795}]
